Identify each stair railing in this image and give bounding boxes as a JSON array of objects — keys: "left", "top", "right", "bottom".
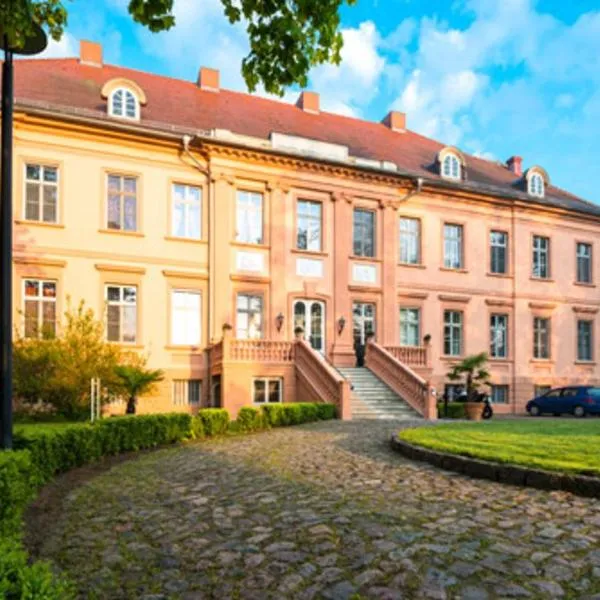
[{"left": 365, "top": 340, "right": 437, "bottom": 419}]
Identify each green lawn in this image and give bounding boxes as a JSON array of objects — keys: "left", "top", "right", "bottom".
[{"left": 399, "top": 420, "right": 600, "bottom": 476}]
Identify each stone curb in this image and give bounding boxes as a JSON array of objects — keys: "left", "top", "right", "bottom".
[{"left": 390, "top": 433, "right": 600, "bottom": 499}]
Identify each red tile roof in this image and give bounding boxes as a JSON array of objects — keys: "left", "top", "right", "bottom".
[{"left": 9, "top": 57, "right": 599, "bottom": 216}]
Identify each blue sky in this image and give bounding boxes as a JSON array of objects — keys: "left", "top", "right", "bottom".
[{"left": 42, "top": 0, "right": 600, "bottom": 202}]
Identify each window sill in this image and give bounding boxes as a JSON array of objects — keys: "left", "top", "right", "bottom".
[
  {"left": 108, "top": 342, "right": 144, "bottom": 349},
  {"left": 15, "top": 219, "right": 65, "bottom": 229},
  {"left": 530, "top": 358, "right": 554, "bottom": 364},
  {"left": 440, "top": 355, "right": 464, "bottom": 361},
  {"left": 165, "top": 345, "right": 203, "bottom": 352},
  {"left": 164, "top": 236, "right": 207, "bottom": 245},
  {"left": 486, "top": 272, "right": 512, "bottom": 279},
  {"left": 574, "top": 281, "right": 596, "bottom": 288},
  {"left": 439, "top": 267, "right": 468, "bottom": 274},
  {"left": 99, "top": 228, "right": 145, "bottom": 238},
  {"left": 489, "top": 357, "right": 512, "bottom": 363},
  {"left": 350, "top": 255, "right": 382, "bottom": 263},
  {"left": 291, "top": 248, "right": 328, "bottom": 258},
  {"left": 574, "top": 360, "right": 596, "bottom": 366},
  {"left": 232, "top": 241, "right": 269, "bottom": 250},
  {"left": 398, "top": 262, "right": 427, "bottom": 269},
  {"left": 530, "top": 276, "right": 554, "bottom": 283}
]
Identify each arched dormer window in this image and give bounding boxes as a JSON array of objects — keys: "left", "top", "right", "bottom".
[
  {"left": 525, "top": 166, "right": 549, "bottom": 199},
  {"left": 438, "top": 147, "right": 465, "bottom": 181},
  {"left": 110, "top": 88, "right": 138, "bottom": 120},
  {"left": 528, "top": 173, "right": 544, "bottom": 197},
  {"left": 101, "top": 78, "right": 147, "bottom": 122}
]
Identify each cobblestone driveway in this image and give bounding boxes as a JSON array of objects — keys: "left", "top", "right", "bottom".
[{"left": 38, "top": 420, "right": 600, "bottom": 599}]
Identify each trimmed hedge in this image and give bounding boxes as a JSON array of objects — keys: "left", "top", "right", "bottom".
[
  {"left": 1, "top": 403, "right": 335, "bottom": 598},
  {"left": 437, "top": 402, "right": 466, "bottom": 419}
]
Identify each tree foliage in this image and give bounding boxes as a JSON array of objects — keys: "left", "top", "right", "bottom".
[
  {"left": 2, "top": 0, "right": 354, "bottom": 95},
  {"left": 13, "top": 300, "right": 123, "bottom": 418},
  {"left": 114, "top": 363, "right": 164, "bottom": 415},
  {"left": 446, "top": 352, "right": 491, "bottom": 402}
]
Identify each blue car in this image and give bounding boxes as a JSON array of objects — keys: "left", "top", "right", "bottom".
[{"left": 526, "top": 386, "right": 600, "bottom": 417}]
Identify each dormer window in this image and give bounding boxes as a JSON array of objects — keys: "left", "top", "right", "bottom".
[
  {"left": 101, "top": 78, "right": 147, "bottom": 122},
  {"left": 110, "top": 88, "right": 139, "bottom": 120},
  {"left": 525, "top": 166, "right": 549, "bottom": 199},
  {"left": 442, "top": 154, "right": 460, "bottom": 180},
  {"left": 438, "top": 147, "right": 465, "bottom": 181},
  {"left": 528, "top": 173, "right": 544, "bottom": 197}
]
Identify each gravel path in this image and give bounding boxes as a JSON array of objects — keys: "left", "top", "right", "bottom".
[{"left": 37, "top": 420, "right": 600, "bottom": 599}]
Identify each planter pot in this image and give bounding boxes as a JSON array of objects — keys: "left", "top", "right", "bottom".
[{"left": 465, "top": 402, "right": 483, "bottom": 421}]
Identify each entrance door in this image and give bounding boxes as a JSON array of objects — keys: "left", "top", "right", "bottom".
[
  {"left": 294, "top": 300, "right": 325, "bottom": 353},
  {"left": 353, "top": 302, "right": 376, "bottom": 366}
]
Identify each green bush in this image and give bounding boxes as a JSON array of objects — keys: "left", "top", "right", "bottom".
[
  {"left": 196, "top": 409, "right": 229, "bottom": 436},
  {"left": 235, "top": 407, "right": 266, "bottom": 432},
  {"left": 437, "top": 402, "right": 466, "bottom": 419},
  {"left": 261, "top": 402, "right": 336, "bottom": 427},
  {"left": 0, "top": 538, "right": 72, "bottom": 599}
]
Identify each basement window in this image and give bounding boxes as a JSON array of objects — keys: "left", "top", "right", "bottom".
[{"left": 253, "top": 378, "right": 282, "bottom": 404}]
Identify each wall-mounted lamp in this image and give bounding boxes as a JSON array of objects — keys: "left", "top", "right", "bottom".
[
  {"left": 423, "top": 333, "right": 432, "bottom": 345},
  {"left": 275, "top": 312, "right": 284, "bottom": 332},
  {"left": 337, "top": 315, "right": 346, "bottom": 335}
]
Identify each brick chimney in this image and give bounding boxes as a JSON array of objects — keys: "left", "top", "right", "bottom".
[
  {"left": 506, "top": 155, "right": 523, "bottom": 177},
  {"left": 79, "top": 40, "right": 103, "bottom": 67},
  {"left": 197, "top": 67, "right": 220, "bottom": 92},
  {"left": 382, "top": 111, "right": 406, "bottom": 132},
  {"left": 296, "top": 91, "right": 319, "bottom": 114}
]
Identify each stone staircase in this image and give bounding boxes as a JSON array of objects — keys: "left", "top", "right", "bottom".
[{"left": 337, "top": 367, "right": 422, "bottom": 420}]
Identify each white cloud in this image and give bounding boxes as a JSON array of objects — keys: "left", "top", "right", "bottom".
[{"left": 37, "top": 32, "right": 78, "bottom": 59}]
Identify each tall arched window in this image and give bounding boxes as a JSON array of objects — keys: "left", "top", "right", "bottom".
[
  {"left": 109, "top": 88, "right": 139, "bottom": 120},
  {"left": 442, "top": 153, "right": 461, "bottom": 180},
  {"left": 528, "top": 173, "right": 545, "bottom": 198}
]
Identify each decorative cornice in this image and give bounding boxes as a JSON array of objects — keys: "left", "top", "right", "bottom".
[
  {"left": 397, "top": 291, "right": 429, "bottom": 300},
  {"left": 95, "top": 263, "right": 146, "bottom": 274},
  {"left": 572, "top": 306, "right": 599, "bottom": 314},
  {"left": 230, "top": 274, "right": 271, "bottom": 284},
  {"left": 162, "top": 269, "right": 209, "bottom": 280},
  {"left": 485, "top": 298, "right": 514, "bottom": 307},
  {"left": 438, "top": 294, "right": 471, "bottom": 303},
  {"left": 528, "top": 302, "right": 556, "bottom": 310},
  {"left": 13, "top": 256, "right": 66, "bottom": 268}
]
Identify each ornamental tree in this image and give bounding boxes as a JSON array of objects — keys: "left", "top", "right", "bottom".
[
  {"left": 446, "top": 352, "right": 491, "bottom": 403},
  {"left": 2, "top": 0, "right": 355, "bottom": 95}
]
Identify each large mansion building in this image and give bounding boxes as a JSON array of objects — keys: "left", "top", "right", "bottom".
[{"left": 8, "top": 41, "right": 600, "bottom": 418}]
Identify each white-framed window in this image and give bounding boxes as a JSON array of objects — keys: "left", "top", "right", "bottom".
[
  {"left": 577, "top": 243, "right": 592, "bottom": 284},
  {"left": 253, "top": 377, "right": 282, "bottom": 404},
  {"left": 444, "top": 310, "right": 463, "bottom": 356},
  {"left": 442, "top": 154, "right": 461, "bottom": 180},
  {"left": 490, "top": 385, "right": 509, "bottom": 404},
  {"left": 528, "top": 173, "right": 544, "bottom": 197},
  {"left": 236, "top": 190, "right": 263, "bottom": 245},
  {"left": 109, "top": 88, "right": 139, "bottom": 120},
  {"left": 172, "top": 184, "right": 201, "bottom": 239},
  {"left": 171, "top": 290, "right": 201, "bottom": 346},
  {"left": 107, "top": 174, "right": 138, "bottom": 232},
  {"left": 490, "top": 314, "right": 508, "bottom": 358},
  {"left": 399, "top": 217, "right": 420, "bottom": 265},
  {"left": 106, "top": 285, "right": 137, "bottom": 343},
  {"left": 577, "top": 320, "right": 593, "bottom": 362},
  {"left": 532, "top": 235, "right": 550, "bottom": 279},
  {"left": 400, "top": 308, "right": 420, "bottom": 347},
  {"left": 236, "top": 294, "right": 263, "bottom": 339},
  {"left": 24, "top": 164, "right": 59, "bottom": 223},
  {"left": 173, "top": 379, "right": 201, "bottom": 406},
  {"left": 533, "top": 316, "right": 550, "bottom": 359},
  {"left": 23, "top": 279, "right": 57, "bottom": 338},
  {"left": 443, "top": 223, "right": 463, "bottom": 269},
  {"left": 490, "top": 231, "right": 508, "bottom": 274},
  {"left": 297, "top": 200, "right": 322, "bottom": 251}
]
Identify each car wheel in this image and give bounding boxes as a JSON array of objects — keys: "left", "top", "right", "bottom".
[
  {"left": 529, "top": 404, "right": 541, "bottom": 417},
  {"left": 574, "top": 405, "right": 586, "bottom": 418}
]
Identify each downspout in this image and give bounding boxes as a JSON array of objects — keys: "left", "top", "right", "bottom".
[{"left": 180, "top": 135, "right": 212, "bottom": 405}]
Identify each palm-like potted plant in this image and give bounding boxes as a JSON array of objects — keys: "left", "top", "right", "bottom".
[
  {"left": 447, "top": 352, "right": 491, "bottom": 421},
  {"left": 114, "top": 364, "right": 164, "bottom": 415}
]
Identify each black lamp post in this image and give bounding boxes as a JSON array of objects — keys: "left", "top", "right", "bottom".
[{"left": 0, "top": 2, "right": 47, "bottom": 449}]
